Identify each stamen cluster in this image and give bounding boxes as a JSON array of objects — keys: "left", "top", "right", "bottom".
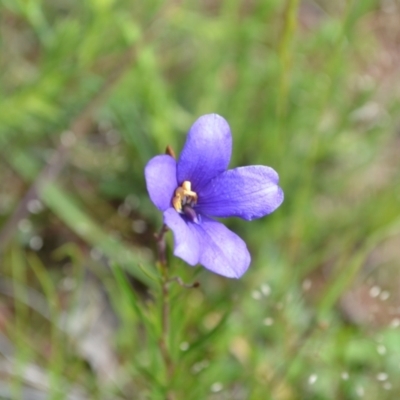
[{"left": 172, "top": 181, "right": 198, "bottom": 213}]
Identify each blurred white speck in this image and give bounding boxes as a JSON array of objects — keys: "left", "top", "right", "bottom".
[
  {"left": 90, "top": 248, "right": 103, "bottom": 261},
  {"left": 61, "top": 277, "right": 76, "bottom": 291},
  {"left": 24, "top": 364, "right": 47, "bottom": 385},
  {"left": 390, "top": 318, "right": 400, "bottom": 328},
  {"left": 369, "top": 285, "right": 381, "bottom": 298},
  {"left": 356, "top": 386, "right": 364, "bottom": 397},
  {"left": 118, "top": 203, "right": 131, "bottom": 217},
  {"left": 341, "top": 372, "right": 349, "bottom": 380},
  {"left": 210, "top": 382, "right": 223, "bottom": 393},
  {"left": 383, "top": 382, "right": 392, "bottom": 390},
  {"left": 125, "top": 194, "right": 140, "bottom": 210},
  {"left": 382, "top": 0, "right": 397, "bottom": 13},
  {"left": 308, "top": 374, "right": 318, "bottom": 385},
  {"left": 251, "top": 290, "right": 262, "bottom": 300},
  {"left": 132, "top": 220, "right": 147, "bottom": 234},
  {"left": 377, "top": 344, "right": 386, "bottom": 355},
  {"left": 350, "top": 101, "right": 382, "bottom": 123},
  {"left": 29, "top": 236, "right": 43, "bottom": 251},
  {"left": 380, "top": 291, "right": 390, "bottom": 301},
  {"left": 261, "top": 284, "right": 271, "bottom": 296},
  {"left": 302, "top": 279, "right": 312, "bottom": 291},
  {"left": 191, "top": 360, "right": 209, "bottom": 374},
  {"left": 263, "top": 317, "right": 274, "bottom": 326},
  {"left": 18, "top": 219, "right": 32, "bottom": 233},
  {"left": 356, "top": 74, "right": 375, "bottom": 91},
  {"left": 60, "top": 130, "right": 76, "bottom": 147},
  {"left": 180, "top": 342, "right": 189, "bottom": 351},
  {"left": 27, "top": 199, "right": 44, "bottom": 214},
  {"left": 377, "top": 372, "right": 388, "bottom": 381}
]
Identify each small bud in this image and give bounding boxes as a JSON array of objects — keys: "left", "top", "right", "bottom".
[{"left": 165, "top": 145, "right": 176, "bottom": 159}]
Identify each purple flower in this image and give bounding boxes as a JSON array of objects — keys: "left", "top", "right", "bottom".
[{"left": 145, "top": 114, "right": 284, "bottom": 278}]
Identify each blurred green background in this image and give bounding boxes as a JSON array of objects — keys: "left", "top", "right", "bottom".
[{"left": 1, "top": 0, "right": 400, "bottom": 399}]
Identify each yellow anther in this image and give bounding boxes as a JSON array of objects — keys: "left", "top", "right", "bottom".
[{"left": 172, "top": 181, "right": 198, "bottom": 213}]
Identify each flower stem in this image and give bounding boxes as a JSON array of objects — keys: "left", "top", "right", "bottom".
[{"left": 155, "top": 224, "right": 174, "bottom": 390}]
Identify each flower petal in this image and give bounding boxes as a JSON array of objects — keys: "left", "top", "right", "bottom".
[
  {"left": 163, "top": 208, "right": 200, "bottom": 266},
  {"left": 177, "top": 114, "right": 232, "bottom": 192},
  {"left": 189, "top": 216, "right": 250, "bottom": 278},
  {"left": 197, "top": 166, "right": 284, "bottom": 220},
  {"left": 144, "top": 155, "right": 177, "bottom": 211}
]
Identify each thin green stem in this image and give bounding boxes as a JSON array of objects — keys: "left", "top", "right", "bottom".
[
  {"left": 271, "top": 0, "right": 299, "bottom": 164},
  {"left": 155, "top": 224, "right": 174, "bottom": 395},
  {"left": 277, "top": 0, "right": 299, "bottom": 120}
]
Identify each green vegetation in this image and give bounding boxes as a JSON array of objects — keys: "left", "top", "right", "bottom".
[{"left": 1, "top": 0, "right": 400, "bottom": 399}]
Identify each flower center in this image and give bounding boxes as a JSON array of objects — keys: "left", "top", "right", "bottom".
[{"left": 172, "top": 181, "right": 198, "bottom": 213}]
